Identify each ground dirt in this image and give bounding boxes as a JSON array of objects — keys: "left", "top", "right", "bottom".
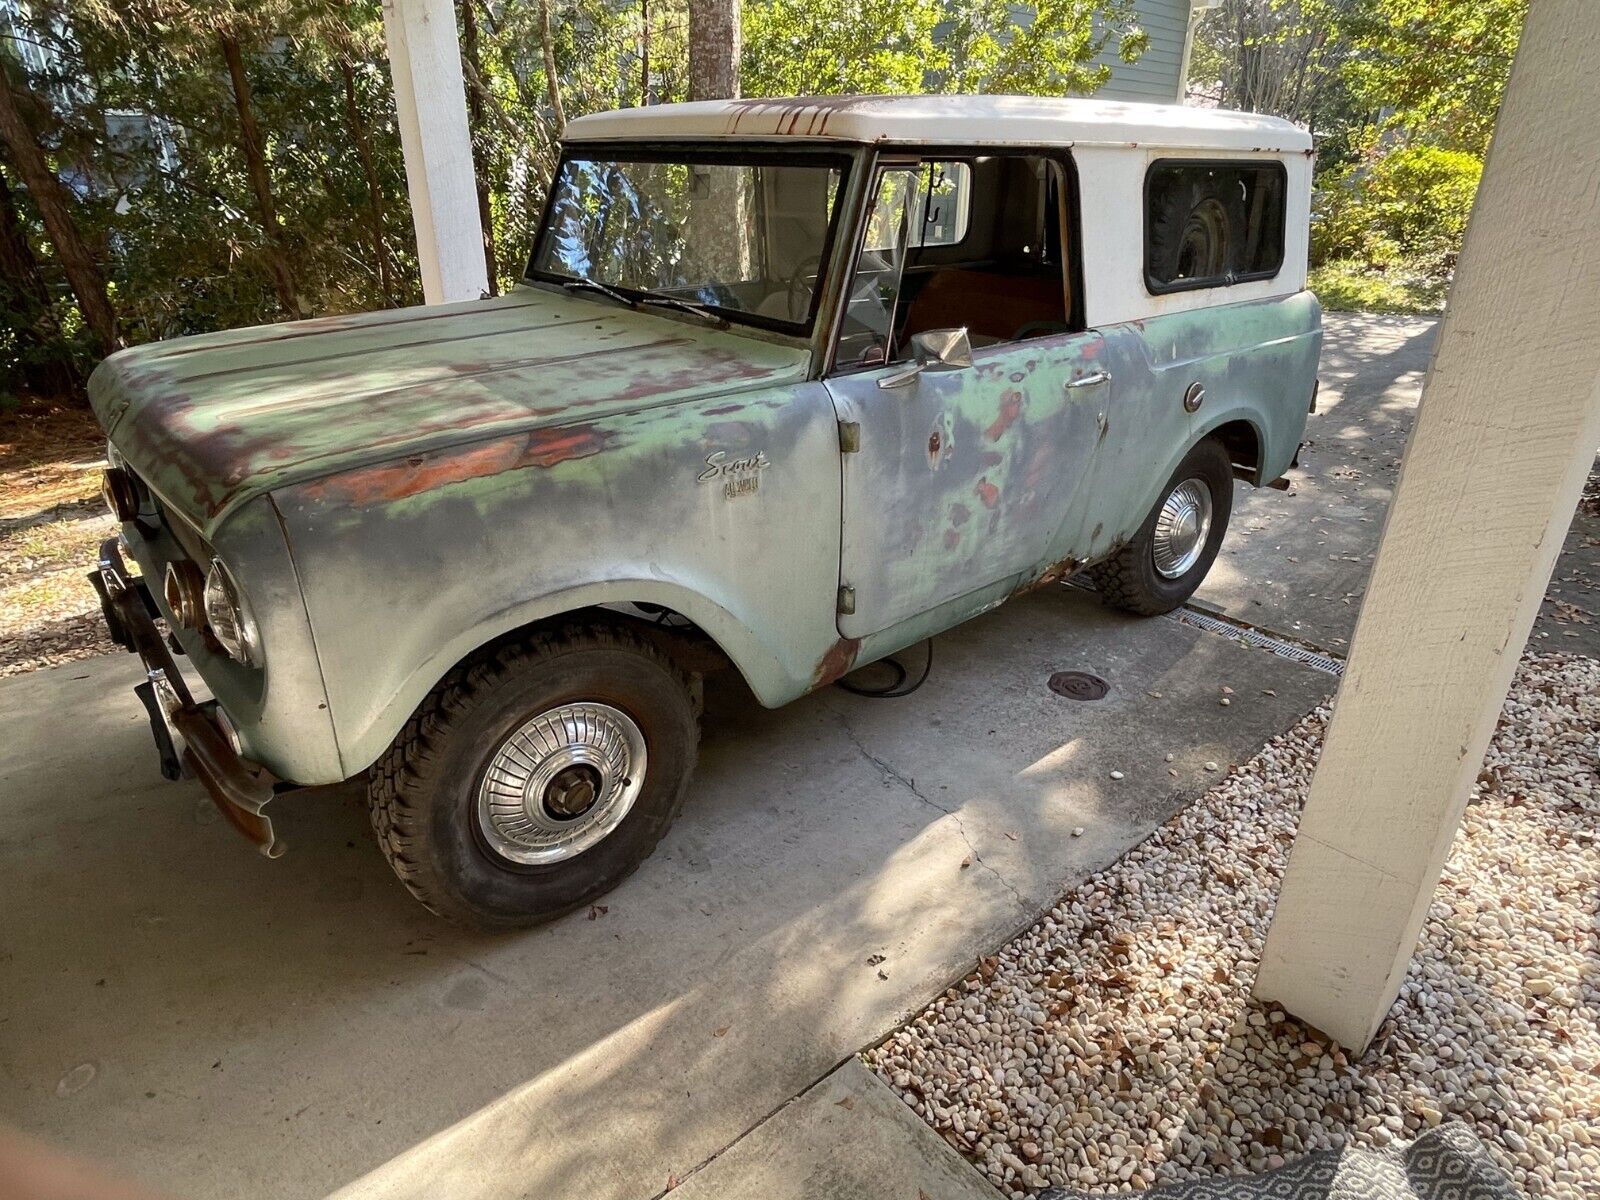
[{"left": 0, "top": 397, "right": 117, "bottom": 676}]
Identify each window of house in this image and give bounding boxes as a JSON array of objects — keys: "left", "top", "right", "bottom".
[
  {"left": 1143, "top": 160, "right": 1287, "bottom": 293},
  {"left": 833, "top": 155, "right": 1075, "bottom": 371}
]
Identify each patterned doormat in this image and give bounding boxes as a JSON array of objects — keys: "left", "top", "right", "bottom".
[{"left": 1037, "top": 1125, "right": 1520, "bottom": 1200}]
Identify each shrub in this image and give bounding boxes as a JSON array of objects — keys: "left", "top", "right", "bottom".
[
  {"left": 1309, "top": 258, "right": 1449, "bottom": 315},
  {"left": 1312, "top": 144, "right": 1483, "bottom": 269}
]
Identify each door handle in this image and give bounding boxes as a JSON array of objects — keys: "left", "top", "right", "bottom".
[{"left": 1065, "top": 370, "right": 1111, "bottom": 390}]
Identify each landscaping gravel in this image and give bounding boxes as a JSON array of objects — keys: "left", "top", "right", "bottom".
[{"left": 867, "top": 652, "right": 1599, "bottom": 1200}]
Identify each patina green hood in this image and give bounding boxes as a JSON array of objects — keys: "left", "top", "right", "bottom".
[{"left": 89, "top": 287, "right": 809, "bottom": 533}]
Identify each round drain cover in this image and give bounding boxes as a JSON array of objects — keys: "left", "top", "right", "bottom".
[{"left": 1048, "top": 671, "right": 1109, "bottom": 701}]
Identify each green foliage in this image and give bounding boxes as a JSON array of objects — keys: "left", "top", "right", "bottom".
[
  {"left": 1340, "top": 0, "right": 1525, "bottom": 157},
  {"left": 742, "top": 0, "right": 944, "bottom": 97},
  {"left": 1312, "top": 143, "right": 1481, "bottom": 266},
  {"left": 1309, "top": 257, "right": 1445, "bottom": 314}
]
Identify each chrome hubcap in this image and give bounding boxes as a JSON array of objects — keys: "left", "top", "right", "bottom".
[
  {"left": 476, "top": 702, "right": 646, "bottom": 865},
  {"left": 1152, "top": 477, "right": 1213, "bottom": 579}
]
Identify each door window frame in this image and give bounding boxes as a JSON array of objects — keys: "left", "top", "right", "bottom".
[{"left": 823, "top": 145, "right": 1086, "bottom": 378}]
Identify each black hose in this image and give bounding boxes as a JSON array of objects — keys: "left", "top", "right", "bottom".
[{"left": 835, "top": 639, "right": 934, "bottom": 698}]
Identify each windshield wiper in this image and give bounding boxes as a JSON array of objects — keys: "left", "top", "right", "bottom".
[
  {"left": 634, "top": 294, "right": 729, "bottom": 327},
  {"left": 560, "top": 277, "right": 634, "bottom": 308}
]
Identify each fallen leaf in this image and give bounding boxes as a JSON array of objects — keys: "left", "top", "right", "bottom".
[
  {"left": 866, "top": 953, "right": 886, "bottom": 966},
  {"left": 960, "top": 855, "right": 972, "bottom": 869},
  {"left": 712, "top": 1025, "right": 730, "bottom": 1038},
  {"left": 1004, "top": 830, "right": 1018, "bottom": 841},
  {"left": 835, "top": 1095, "right": 855, "bottom": 1110},
  {"left": 587, "top": 904, "right": 608, "bottom": 920}
]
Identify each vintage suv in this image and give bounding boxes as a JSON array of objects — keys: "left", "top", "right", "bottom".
[{"left": 88, "top": 95, "right": 1320, "bottom": 927}]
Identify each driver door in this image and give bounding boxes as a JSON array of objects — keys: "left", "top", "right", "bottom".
[{"left": 825, "top": 157, "right": 1109, "bottom": 640}]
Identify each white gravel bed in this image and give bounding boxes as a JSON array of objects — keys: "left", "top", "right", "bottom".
[{"left": 867, "top": 652, "right": 1599, "bottom": 1198}]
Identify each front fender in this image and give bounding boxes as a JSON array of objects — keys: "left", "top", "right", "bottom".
[
  {"left": 341, "top": 578, "right": 804, "bottom": 777},
  {"left": 272, "top": 380, "right": 845, "bottom": 782}
]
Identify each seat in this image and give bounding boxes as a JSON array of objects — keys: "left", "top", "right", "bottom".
[{"left": 900, "top": 268, "right": 1067, "bottom": 344}]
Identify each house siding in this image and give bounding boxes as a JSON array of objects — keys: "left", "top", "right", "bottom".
[{"left": 1091, "top": 0, "right": 1194, "bottom": 104}]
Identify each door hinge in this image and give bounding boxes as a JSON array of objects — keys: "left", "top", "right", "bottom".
[
  {"left": 837, "top": 585, "right": 856, "bottom": 615},
  {"left": 838, "top": 421, "right": 861, "bottom": 453}
]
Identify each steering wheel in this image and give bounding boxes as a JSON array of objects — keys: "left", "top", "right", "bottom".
[{"left": 784, "top": 254, "right": 823, "bottom": 320}]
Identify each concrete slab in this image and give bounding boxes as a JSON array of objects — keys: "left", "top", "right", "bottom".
[
  {"left": 1199, "top": 311, "right": 1438, "bottom": 653},
  {"left": 0, "top": 586, "right": 1331, "bottom": 1200},
  {"left": 1199, "top": 310, "right": 1600, "bottom": 657},
  {"left": 669, "top": 1059, "right": 1000, "bottom": 1200}
]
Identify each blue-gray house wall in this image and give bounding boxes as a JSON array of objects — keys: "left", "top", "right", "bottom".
[{"left": 1093, "top": 0, "right": 1198, "bottom": 104}]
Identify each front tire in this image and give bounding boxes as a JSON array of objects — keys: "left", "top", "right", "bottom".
[
  {"left": 1089, "top": 437, "right": 1234, "bottom": 616},
  {"left": 368, "top": 621, "right": 700, "bottom": 928}
]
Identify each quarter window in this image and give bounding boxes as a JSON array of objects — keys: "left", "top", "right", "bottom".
[{"left": 1144, "top": 160, "right": 1286, "bottom": 293}]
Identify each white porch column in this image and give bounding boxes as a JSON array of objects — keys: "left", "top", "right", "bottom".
[
  {"left": 1253, "top": 0, "right": 1600, "bottom": 1053},
  {"left": 381, "top": 0, "right": 489, "bottom": 304}
]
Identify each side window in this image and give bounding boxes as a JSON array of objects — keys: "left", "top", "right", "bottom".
[
  {"left": 831, "top": 155, "right": 1076, "bottom": 374},
  {"left": 835, "top": 166, "right": 921, "bottom": 368},
  {"left": 1144, "top": 160, "right": 1286, "bottom": 293}
]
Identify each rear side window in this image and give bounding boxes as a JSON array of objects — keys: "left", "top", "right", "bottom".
[{"left": 1144, "top": 160, "right": 1286, "bottom": 293}]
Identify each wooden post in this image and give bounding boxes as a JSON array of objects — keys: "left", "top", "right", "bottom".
[
  {"left": 1253, "top": 0, "right": 1600, "bottom": 1053},
  {"left": 381, "top": 0, "right": 489, "bottom": 305}
]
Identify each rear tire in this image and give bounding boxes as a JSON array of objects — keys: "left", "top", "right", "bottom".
[
  {"left": 368, "top": 621, "right": 699, "bottom": 929},
  {"left": 1089, "top": 438, "right": 1234, "bottom": 616}
]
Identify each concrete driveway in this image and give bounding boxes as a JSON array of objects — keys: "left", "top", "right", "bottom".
[{"left": 2, "top": 313, "right": 1591, "bottom": 1198}]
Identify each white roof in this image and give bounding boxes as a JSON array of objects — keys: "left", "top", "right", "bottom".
[{"left": 564, "top": 95, "right": 1313, "bottom": 154}]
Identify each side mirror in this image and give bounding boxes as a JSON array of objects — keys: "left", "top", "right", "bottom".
[{"left": 878, "top": 327, "right": 974, "bottom": 389}]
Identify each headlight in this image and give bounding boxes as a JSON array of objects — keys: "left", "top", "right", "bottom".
[{"left": 203, "top": 558, "right": 261, "bottom": 666}]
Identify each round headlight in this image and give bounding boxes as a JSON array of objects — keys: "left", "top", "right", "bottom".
[{"left": 203, "top": 559, "right": 261, "bottom": 666}]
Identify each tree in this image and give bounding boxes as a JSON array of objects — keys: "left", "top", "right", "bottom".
[
  {"left": 0, "top": 159, "right": 79, "bottom": 393},
  {"left": 216, "top": 27, "right": 302, "bottom": 316},
  {"left": 1187, "top": 0, "right": 1355, "bottom": 134},
  {"left": 1339, "top": 0, "right": 1525, "bottom": 157},
  {"left": 689, "top": 0, "right": 739, "bottom": 100},
  {"left": 0, "top": 51, "right": 119, "bottom": 356}
]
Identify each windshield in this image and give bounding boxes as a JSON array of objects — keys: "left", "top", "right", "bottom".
[{"left": 527, "top": 150, "right": 849, "bottom": 334}]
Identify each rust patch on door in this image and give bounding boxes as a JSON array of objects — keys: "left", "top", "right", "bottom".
[{"left": 984, "top": 391, "right": 1024, "bottom": 441}]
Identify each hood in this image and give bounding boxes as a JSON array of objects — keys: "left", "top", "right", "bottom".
[{"left": 90, "top": 287, "right": 810, "bottom": 532}]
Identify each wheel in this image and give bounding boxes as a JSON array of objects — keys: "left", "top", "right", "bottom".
[
  {"left": 1089, "top": 437, "right": 1234, "bottom": 616},
  {"left": 1146, "top": 173, "right": 1247, "bottom": 284},
  {"left": 368, "top": 621, "right": 700, "bottom": 928}
]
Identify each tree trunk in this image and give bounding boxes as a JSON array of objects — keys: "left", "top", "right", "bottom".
[
  {"left": 0, "top": 62, "right": 119, "bottom": 357},
  {"left": 337, "top": 55, "right": 396, "bottom": 306},
  {"left": 459, "top": 0, "right": 499, "bottom": 295},
  {"left": 218, "top": 31, "right": 302, "bottom": 318},
  {"left": 0, "top": 161, "right": 79, "bottom": 393},
  {"left": 536, "top": 0, "right": 567, "bottom": 136},
  {"left": 688, "top": 0, "right": 740, "bottom": 101}
]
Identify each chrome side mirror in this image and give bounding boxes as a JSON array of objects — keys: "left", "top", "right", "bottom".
[{"left": 878, "top": 327, "right": 974, "bottom": 389}]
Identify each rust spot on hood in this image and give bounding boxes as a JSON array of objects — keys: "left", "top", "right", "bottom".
[
  {"left": 810, "top": 635, "right": 864, "bottom": 689},
  {"left": 301, "top": 423, "right": 615, "bottom": 506}
]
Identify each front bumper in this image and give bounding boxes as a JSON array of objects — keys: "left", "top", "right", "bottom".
[{"left": 90, "top": 537, "right": 284, "bottom": 857}]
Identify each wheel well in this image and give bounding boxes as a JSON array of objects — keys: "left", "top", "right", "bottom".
[
  {"left": 1211, "top": 420, "right": 1262, "bottom": 484},
  {"left": 475, "top": 603, "right": 734, "bottom": 680}
]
